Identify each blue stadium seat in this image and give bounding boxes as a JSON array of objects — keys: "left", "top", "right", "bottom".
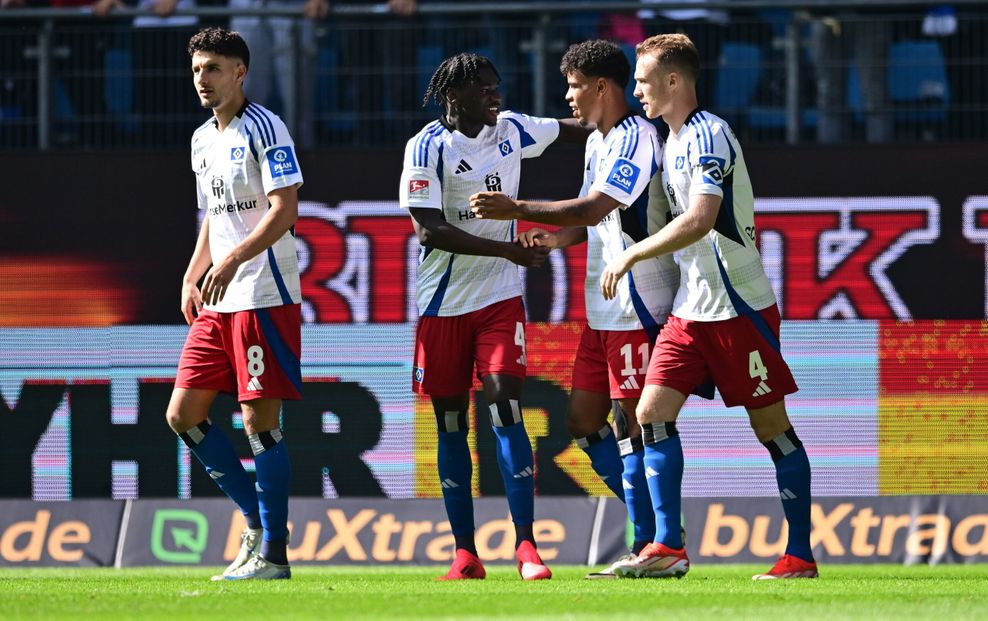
[
  {"left": 618, "top": 43, "right": 641, "bottom": 112},
  {"left": 315, "top": 46, "right": 356, "bottom": 132},
  {"left": 887, "top": 40, "right": 949, "bottom": 123},
  {"left": 715, "top": 42, "right": 762, "bottom": 114},
  {"left": 103, "top": 49, "right": 137, "bottom": 135}
]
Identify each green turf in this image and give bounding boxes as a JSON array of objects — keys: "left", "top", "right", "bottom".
[{"left": 2, "top": 565, "right": 988, "bottom": 620}]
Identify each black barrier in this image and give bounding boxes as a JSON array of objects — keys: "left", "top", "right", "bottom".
[{"left": 1, "top": 145, "right": 986, "bottom": 324}]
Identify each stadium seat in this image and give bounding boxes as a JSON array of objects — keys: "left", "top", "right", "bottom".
[
  {"left": 887, "top": 40, "right": 949, "bottom": 123},
  {"left": 315, "top": 46, "right": 356, "bottom": 132},
  {"left": 103, "top": 49, "right": 137, "bottom": 135},
  {"left": 618, "top": 43, "right": 641, "bottom": 112}
]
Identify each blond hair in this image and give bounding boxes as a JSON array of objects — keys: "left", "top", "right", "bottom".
[{"left": 636, "top": 33, "right": 700, "bottom": 82}]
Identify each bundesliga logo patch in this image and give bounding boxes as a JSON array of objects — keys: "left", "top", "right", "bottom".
[
  {"left": 408, "top": 179, "right": 430, "bottom": 199},
  {"left": 606, "top": 157, "right": 641, "bottom": 193},
  {"left": 498, "top": 140, "right": 513, "bottom": 157},
  {"left": 230, "top": 146, "right": 245, "bottom": 161}
]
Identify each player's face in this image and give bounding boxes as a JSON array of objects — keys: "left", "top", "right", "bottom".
[
  {"left": 452, "top": 67, "right": 501, "bottom": 127},
  {"left": 633, "top": 53, "right": 671, "bottom": 119},
  {"left": 191, "top": 51, "right": 245, "bottom": 110},
  {"left": 564, "top": 71, "right": 601, "bottom": 127}
]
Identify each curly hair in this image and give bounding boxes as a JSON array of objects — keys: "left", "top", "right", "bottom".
[
  {"left": 636, "top": 33, "right": 699, "bottom": 82},
  {"left": 559, "top": 39, "right": 630, "bottom": 88},
  {"left": 187, "top": 27, "right": 251, "bottom": 71},
  {"left": 422, "top": 53, "right": 500, "bottom": 109}
]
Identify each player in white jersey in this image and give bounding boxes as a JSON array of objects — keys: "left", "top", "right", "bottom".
[
  {"left": 599, "top": 33, "right": 817, "bottom": 580},
  {"left": 469, "top": 40, "right": 690, "bottom": 578},
  {"left": 167, "top": 28, "right": 301, "bottom": 581},
  {"left": 400, "top": 52, "right": 589, "bottom": 581}
]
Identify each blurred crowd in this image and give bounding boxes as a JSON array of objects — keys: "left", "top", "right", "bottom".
[{"left": 1, "top": 1, "right": 984, "bottom": 148}]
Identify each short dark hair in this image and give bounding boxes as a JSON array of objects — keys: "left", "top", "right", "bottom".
[
  {"left": 559, "top": 40, "right": 630, "bottom": 88},
  {"left": 636, "top": 34, "right": 699, "bottom": 83},
  {"left": 187, "top": 27, "right": 250, "bottom": 71},
  {"left": 422, "top": 53, "right": 501, "bottom": 109}
]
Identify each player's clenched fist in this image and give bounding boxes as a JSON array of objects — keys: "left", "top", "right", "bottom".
[
  {"left": 506, "top": 243, "right": 550, "bottom": 268},
  {"left": 470, "top": 192, "right": 521, "bottom": 220}
]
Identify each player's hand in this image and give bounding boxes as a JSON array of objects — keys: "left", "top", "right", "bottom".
[
  {"left": 180, "top": 282, "right": 203, "bottom": 326},
  {"left": 599, "top": 251, "right": 635, "bottom": 300},
  {"left": 506, "top": 243, "right": 550, "bottom": 268},
  {"left": 515, "top": 227, "right": 557, "bottom": 249},
  {"left": 470, "top": 192, "right": 521, "bottom": 220},
  {"left": 200, "top": 258, "right": 239, "bottom": 307}
]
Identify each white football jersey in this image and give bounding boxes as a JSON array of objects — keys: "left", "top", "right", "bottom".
[
  {"left": 582, "top": 115, "right": 679, "bottom": 333},
  {"left": 399, "top": 112, "right": 560, "bottom": 317},
  {"left": 661, "top": 109, "right": 776, "bottom": 321},
  {"left": 191, "top": 101, "right": 304, "bottom": 313}
]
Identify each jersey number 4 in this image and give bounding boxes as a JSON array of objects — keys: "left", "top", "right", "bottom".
[{"left": 515, "top": 322, "right": 527, "bottom": 366}]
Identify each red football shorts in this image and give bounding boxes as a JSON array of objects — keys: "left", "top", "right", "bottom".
[
  {"left": 413, "top": 297, "right": 527, "bottom": 397},
  {"left": 571, "top": 325, "right": 653, "bottom": 399},
  {"left": 176, "top": 304, "right": 302, "bottom": 402},
  {"left": 646, "top": 304, "right": 797, "bottom": 408}
]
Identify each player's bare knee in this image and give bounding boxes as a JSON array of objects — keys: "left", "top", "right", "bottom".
[{"left": 566, "top": 407, "right": 606, "bottom": 439}]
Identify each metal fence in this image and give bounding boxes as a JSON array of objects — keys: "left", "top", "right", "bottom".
[{"left": 1, "top": 1, "right": 986, "bottom": 150}]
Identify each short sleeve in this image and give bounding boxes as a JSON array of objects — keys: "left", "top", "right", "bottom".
[
  {"left": 399, "top": 134, "right": 443, "bottom": 210},
  {"left": 499, "top": 111, "right": 559, "bottom": 159},
  {"left": 254, "top": 115, "right": 303, "bottom": 194},
  {"left": 590, "top": 123, "right": 659, "bottom": 208},
  {"left": 688, "top": 119, "right": 734, "bottom": 200}
]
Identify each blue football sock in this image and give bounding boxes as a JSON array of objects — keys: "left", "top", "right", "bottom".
[
  {"left": 490, "top": 400, "right": 535, "bottom": 529},
  {"left": 250, "top": 429, "right": 291, "bottom": 565},
  {"left": 437, "top": 427, "right": 475, "bottom": 541},
  {"left": 575, "top": 425, "right": 625, "bottom": 498},
  {"left": 180, "top": 420, "right": 259, "bottom": 521},
  {"left": 642, "top": 422, "right": 684, "bottom": 549},
  {"left": 765, "top": 428, "right": 814, "bottom": 562},
  {"left": 621, "top": 448, "right": 657, "bottom": 546}
]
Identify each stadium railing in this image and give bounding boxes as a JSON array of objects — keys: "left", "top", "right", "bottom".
[{"left": 1, "top": 0, "right": 986, "bottom": 150}]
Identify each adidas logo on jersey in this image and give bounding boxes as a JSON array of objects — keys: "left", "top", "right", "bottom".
[
  {"left": 247, "top": 376, "right": 264, "bottom": 392},
  {"left": 780, "top": 488, "right": 797, "bottom": 500},
  {"left": 513, "top": 466, "right": 534, "bottom": 479},
  {"left": 752, "top": 380, "right": 772, "bottom": 397},
  {"left": 441, "top": 478, "right": 459, "bottom": 489},
  {"left": 619, "top": 376, "right": 641, "bottom": 391},
  {"left": 454, "top": 159, "right": 473, "bottom": 174}
]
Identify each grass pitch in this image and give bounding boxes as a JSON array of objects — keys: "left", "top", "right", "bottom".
[{"left": 2, "top": 564, "right": 988, "bottom": 620}]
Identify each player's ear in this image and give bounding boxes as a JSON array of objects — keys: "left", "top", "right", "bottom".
[{"left": 596, "top": 78, "right": 606, "bottom": 95}]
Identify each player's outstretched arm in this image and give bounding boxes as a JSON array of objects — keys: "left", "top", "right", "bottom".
[
  {"left": 556, "top": 117, "right": 594, "bottom": 144},
  {"left": 599, "top": 193, "right": 720, "bottom": 300},
  {"left": 201, "top": 185, "right": 299, "bottom": 305},
  {"left": 410, "top": 207, "right": 549, "bottom": 268},
  {"left": 471, "top": 190, "right": 620, "bottom": 227}
]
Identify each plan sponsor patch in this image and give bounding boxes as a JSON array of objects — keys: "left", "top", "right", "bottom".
[
  {"left": 267, "top": 146, "right": 299, "bottom": 177},
  {"left": 408, "top": 179, "right": 430, "bottom": 199},
  {"left": 606, "top": 158, "right": 641, "bottom": 193}
]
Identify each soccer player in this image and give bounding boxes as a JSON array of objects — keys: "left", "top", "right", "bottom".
[
  {"left": 598, "top": 33, "right": 818, "bottom": 579},
  {"left": 400, "top": 52, "right": 589, "bottom": 581},
  {"left": 165, "top": 27, "right": 303, "bottom": 581},
  {"left": 469, "top": 39, "right": 682, "bottom": 578}
]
